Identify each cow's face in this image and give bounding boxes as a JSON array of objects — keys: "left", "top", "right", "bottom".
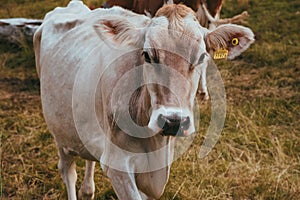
[
  {"left": 142, "top": 22, "right": 209, "bottom": 136},
  {"left": 94, "top": 4, "right": 254, "bottom": 137}
]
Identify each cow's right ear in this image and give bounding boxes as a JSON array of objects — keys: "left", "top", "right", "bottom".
[{"left": 94, "top": 17, "right": 145, "bottom": 48}]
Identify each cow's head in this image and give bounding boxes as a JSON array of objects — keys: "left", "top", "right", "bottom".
[{"left": 95, "top": 4, "right": 254, "bottom": 137}]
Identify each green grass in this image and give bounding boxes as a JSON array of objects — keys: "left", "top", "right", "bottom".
[{"left": 1, "top": 0, "right": 299, "bottom": 199}]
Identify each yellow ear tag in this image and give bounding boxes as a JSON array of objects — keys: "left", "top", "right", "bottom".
[
  {"left": 232, "top": 38, "right": 239, "bottom": 46},
  {"left": 213, "top": 48, "right": 228, "bottom": 60}
]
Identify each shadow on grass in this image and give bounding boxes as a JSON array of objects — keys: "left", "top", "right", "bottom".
[
  {"left": 97, "top": 189, "right": 118, "bottom": 200},
  {"left": 0, "top": 38, "right": 36, "bottom": 69},
  {"left": 0, "top": 76, "right": 39, "bottom": 92},
  {"left": 96, "top": 189, "right": 183, "bottom": 200}
]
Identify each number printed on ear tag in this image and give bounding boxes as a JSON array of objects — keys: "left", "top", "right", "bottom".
[{"left": 213, "top": 48, "right": 228, "bottom": 60}]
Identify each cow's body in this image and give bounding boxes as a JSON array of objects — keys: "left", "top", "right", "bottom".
[{"left": 34, "top": 1, "right": 254, "bottom": 199}]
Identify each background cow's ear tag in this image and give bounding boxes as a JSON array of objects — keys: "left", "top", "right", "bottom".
[{"left": 213, "top": 48, "right": 228, "bottom": 60}]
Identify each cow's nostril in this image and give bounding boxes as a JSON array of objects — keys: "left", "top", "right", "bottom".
[{"left": 157, "top": 114, "right": 190, "bottom": 136}]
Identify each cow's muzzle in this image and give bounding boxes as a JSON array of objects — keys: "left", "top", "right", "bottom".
[{"left": 157, "top": 114, "right": 190, "bottom": 137}]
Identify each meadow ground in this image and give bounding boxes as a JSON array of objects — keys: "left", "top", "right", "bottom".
[{"left": 0, "top": 0, "right": 299, "bottom": 199}]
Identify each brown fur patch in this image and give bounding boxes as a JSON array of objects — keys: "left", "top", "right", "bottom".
[
  {"left": 207, "top": 0, "right": 223, "bottom": 17},
  {"left": 102, "top": 20, "right": 119, "bottom": 35},
  {"left": 174, "top": 0, "right": 201, "bottom": 12},
  {"left": 154, "top": 4, "right": 196, "bottom": 34},
  {"left": 155, "top": 4, "right": 195, "bottom": 20}
]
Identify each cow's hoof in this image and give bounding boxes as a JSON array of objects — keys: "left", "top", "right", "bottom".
[{"left": 78, "top": 187, "right": 95, "bottom": 200}]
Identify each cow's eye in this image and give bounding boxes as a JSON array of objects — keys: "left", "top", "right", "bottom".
[
  {"left": 142, "top": 51, "right": 151, "bottom": 63},
  {"left": 198, "top": 53, "right": 208, "bottom": 64}
]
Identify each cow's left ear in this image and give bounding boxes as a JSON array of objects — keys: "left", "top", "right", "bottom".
[
  {"left": 205, "top": 24, "right": 255, "bottom": 59},
  {"left": 94, "top": 16, "right": 146, "bottom": 48}
]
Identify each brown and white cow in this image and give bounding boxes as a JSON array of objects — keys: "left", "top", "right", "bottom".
[{"left": 34, "top": 1, "right": 254, "bottom": 199}]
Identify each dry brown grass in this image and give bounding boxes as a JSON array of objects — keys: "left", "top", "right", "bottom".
[{"left": 1, "top": 0, "right": 299, "bottom": 199}]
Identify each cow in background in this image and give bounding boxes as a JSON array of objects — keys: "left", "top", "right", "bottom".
[{"left": 102, "top": 0, "right": 248, "bottom": 30}]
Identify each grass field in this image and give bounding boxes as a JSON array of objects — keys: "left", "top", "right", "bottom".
[{"left": 0, "top": 0, "right": 299, "bottom": 199}]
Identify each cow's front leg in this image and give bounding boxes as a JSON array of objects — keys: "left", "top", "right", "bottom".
[
  {"left": 78, "top": 161, "right": 96, "bottom": 199},
  {"left": 107, "top": 168, "right": 142, "bottom": 200}
]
